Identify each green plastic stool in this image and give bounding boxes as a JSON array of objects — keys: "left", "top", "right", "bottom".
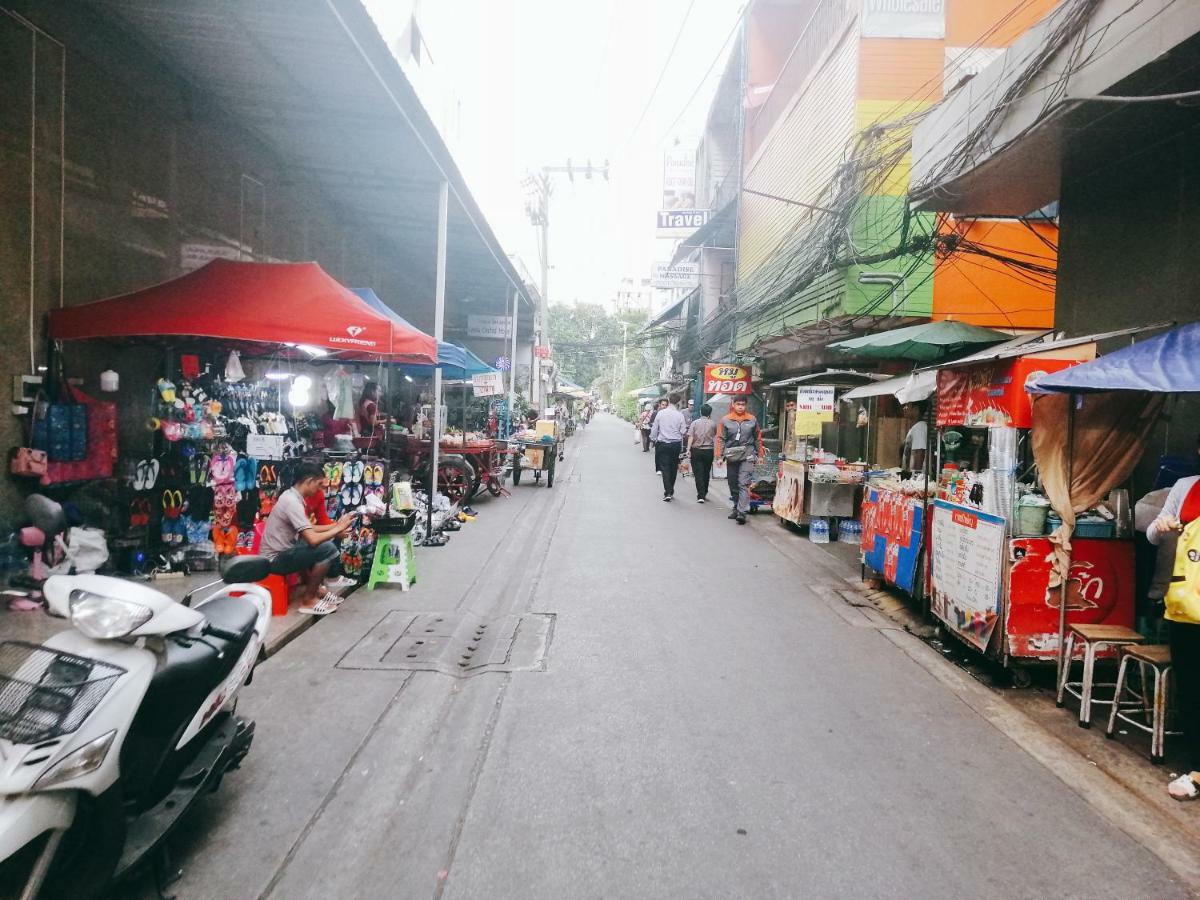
[{"left": 367, "top": 532, "right": 416, "bottom": 591}]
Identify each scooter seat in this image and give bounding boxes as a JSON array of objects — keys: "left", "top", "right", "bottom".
[{"left": 201, "top": 595, "right": 258, "bottom": 643}]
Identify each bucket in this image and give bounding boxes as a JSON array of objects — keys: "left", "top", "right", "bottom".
[{"left": 1014, "top": 500, "right": 1049, "bottom": 536}]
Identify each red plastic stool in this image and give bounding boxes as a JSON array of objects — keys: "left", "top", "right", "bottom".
[{"left": 257, "top": 574, "right": 290, "bottom": 617}]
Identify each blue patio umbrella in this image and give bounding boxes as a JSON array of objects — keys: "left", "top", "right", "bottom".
[{"left": 351, "top": 288, "right": 495, "bottom": 379}]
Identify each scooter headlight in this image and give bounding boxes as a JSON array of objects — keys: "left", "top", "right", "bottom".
[
  {"left": 68, "top": 590, "right": 153, "bottom": 639},
  {"left": 33, "top": 730, "right": 117, "bottom": 789}
]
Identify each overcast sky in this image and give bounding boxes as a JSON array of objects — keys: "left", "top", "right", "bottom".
[{"left": 363, "top": 0, "right": 744, "bottom": 312}]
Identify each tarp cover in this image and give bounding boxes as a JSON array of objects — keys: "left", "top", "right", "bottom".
[
  {"left": 1033, "top": 321, "right": 1200, "bottom": 394},
  {"left": 48, "top": 260, "right": 437, "bottom": 363}
]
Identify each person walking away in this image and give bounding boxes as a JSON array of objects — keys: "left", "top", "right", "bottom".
[
  {"left": 650, "top": 398, "right": 668, "bottom": 474},
  {"left": 1147, "top": 453, "right": 1200, "bottom": 800},
  {"left": 684, "top": 399, "right": 695, "bottom": 426},
  {"left": 636, "top": 402, "right": 653, "bottom": 451},
  {"left": 686, "top": 403, "right": 716, "bottom": 503},
  {"left": 649, "top": 394, "right": 687, "bottom": 501},
  {"left": 261, "top": 461, "right": 356, "bottom": 615},
  {"left": 716, "top": 397, "right": 763, "bottom": 524}
]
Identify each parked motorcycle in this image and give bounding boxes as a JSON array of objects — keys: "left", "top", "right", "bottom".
[{"left": 0, "top": 546, "right": 273, "bottom": 899}]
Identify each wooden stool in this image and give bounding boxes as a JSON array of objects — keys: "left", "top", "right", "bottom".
[
  {"left": 1105, "top": 644, "right": 1180, "bottom": 763},
  {"left": 1056, "top": 624, "right": 1144, "bottom": 728}
]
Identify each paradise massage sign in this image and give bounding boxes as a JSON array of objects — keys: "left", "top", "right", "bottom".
[{"left": 703, "top": 364, "right": 752, "bottom": 396}]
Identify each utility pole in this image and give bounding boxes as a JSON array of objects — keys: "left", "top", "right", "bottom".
[{"left": 522, "top": 159, "right": 609, "bottom": 408}]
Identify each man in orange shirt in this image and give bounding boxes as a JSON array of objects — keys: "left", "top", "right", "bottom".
[{"left": 715, "top": 397, "right": 763, "bottom": 525}]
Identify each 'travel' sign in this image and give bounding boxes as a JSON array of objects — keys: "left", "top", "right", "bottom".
[
  {"left": 704, "top": 364, "right": 752, "bottom": 396},
  {"left": 656, "top": 208, "right": 709, "bottom": 235}
]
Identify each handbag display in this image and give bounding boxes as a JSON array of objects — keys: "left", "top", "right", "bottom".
[{"left": 10, "top": 446, "right": 48, "bottom": 478}]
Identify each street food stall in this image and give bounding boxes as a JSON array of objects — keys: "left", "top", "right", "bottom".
[
  {"left": 1030, "top": 321, "right": 1198, "bottom": 691},
  {"left": 767, "top": 371, "right": 885, "bottom": 530},
  {"left": 922, "top": 332, "right": 1142, "bottom": 682}
]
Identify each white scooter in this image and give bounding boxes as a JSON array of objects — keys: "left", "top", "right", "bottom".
[{"left": 0, "top": 517, "right": 273, "bottom": 899}]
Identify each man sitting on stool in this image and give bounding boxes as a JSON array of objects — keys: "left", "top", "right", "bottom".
[{"left": 260, "top": 461, "right": 355, "bottom": 616}]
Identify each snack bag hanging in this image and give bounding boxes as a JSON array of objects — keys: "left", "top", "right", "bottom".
[{"left": 1165, "top": 519, "right": 1200, "bottom": 625}]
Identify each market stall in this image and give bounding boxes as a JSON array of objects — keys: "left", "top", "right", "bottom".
[
  {"left": 767, "top": 372, "right": 885, "bottom": 532},
  {"left": 921, "top": 333, "right": 1142, "bottom": 681},
  {"left": 1031, "top": 320, "right": 1200, "bottom": 685},
  {"left": 37, "top": 260, "right": 435, "bottom": 582},
  {"left": 842, "top": 371, "right": 938, "bottom": 598}
]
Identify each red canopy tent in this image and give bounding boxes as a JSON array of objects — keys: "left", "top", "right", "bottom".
[{"left": 48, "top": 259, "right": 437, "bottom": 364}]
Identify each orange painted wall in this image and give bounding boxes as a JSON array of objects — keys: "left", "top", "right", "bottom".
[
  {"left": 933, "top": 219, "right": 1057, "bottom": 328},
  {"left": 946, "top": 0, "right": 1060, "bottom": 46}
]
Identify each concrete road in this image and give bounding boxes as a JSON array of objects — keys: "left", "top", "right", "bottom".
[{"left": 141, "top": 413, "right": 1188, "bottom": 899}]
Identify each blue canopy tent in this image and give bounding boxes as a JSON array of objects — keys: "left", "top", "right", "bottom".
[
  {"left": 351, "top": 288, "right": 495, "bottom": 378},
  {"left": 1033, "top": 321, "right": 1200, "bottom": 394},
  {"left": 351, "top": 287, "right": 499, "bottom": 445}
]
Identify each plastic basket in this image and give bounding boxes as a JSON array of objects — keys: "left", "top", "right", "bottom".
[
  {"left": 0, "top": 642, "right": 125, "bottom": 745},
  {"left": 1014, "top": 502, "right": 1049, "bottom": 536}
]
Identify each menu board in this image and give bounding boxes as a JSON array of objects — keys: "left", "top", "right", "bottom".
[
  {"left": 929, "top": 500, "right": 1005, "bottom": 652},
  {"left": 795, "top": 385, "right": 835, "bottom": 436}
]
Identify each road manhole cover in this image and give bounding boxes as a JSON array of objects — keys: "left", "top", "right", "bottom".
[{"left": 337, "top": 611, "right": 554, "bottom": 676}]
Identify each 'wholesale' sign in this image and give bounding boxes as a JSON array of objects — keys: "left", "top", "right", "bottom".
[{"left": 861, "top": 0, "right": 945, "bottom": 38}]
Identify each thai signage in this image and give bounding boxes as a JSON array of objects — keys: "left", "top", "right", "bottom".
[
  {"left": 467, "top": 315, "right": 512, "bottom": 339},
  {"left": 794, "top": 385, "right": 835, "bottom": 436},
  {"left": 650, "top": 262, "right": 700, "bottom": 289},
  {"left": 861, "top": 0, "right": 946, "bottom": 39},
  {"left": 861, "top": 488, "right": 925, "bottom": 594},
  {"left": 471, "top": 372, "right": 505, "bottom": 397},
  {"left": 929, "top": 500, "right": 1006, "bottom": 652},
  {"left": 703, "top": 364, "right": 752, "bottom": 396},
  {"left": 936, "top": 358, "right": 1080, "bottom": 429}
]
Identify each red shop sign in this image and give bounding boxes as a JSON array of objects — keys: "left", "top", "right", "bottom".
[
  {"left": 704, "top": 364, "right": 752, "bottom": 395},
  {"left": 936, "top": 357, "right": 1080, "bottom": 429}
]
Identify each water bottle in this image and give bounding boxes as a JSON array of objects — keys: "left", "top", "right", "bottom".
[{"left": 810, "top": 517, "right": 830, "bottom": 544}]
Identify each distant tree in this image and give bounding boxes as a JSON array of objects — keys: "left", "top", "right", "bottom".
[{"left": 547, "top": 304, "right": 659, "bottom": 393}]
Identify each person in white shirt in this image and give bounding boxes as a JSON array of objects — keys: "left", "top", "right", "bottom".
[
  {"left": 649, "top": 394, "right": 688, "bottom": 501},
  {"left": 902, "top": 402, "right": 928, "bottom": 471}
]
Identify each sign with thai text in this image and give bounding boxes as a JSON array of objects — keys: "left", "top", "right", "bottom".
[
  {"left": 930, "top": 500, "right": 1005, "bottom": 651},
  {"left": 471, "top": 372, "right": 504, "bottom": 397},
  {"left": 703, "top": 364, "right": 752, "bottom": 396},
  {"left": 794, "top": 385, "right": 835, "bottom": 436}
]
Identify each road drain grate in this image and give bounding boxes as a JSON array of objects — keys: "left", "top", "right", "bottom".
[{"left": 337, "top": 611, "right": 554, "bottom": 676}]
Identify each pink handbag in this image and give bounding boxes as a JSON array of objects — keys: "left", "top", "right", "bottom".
[{"left": 10, "top": 446, "right": 48, "bottom": 478}]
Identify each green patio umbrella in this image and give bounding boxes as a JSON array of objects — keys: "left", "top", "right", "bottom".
[{"left": 827, "top": 320, "right": 1009, "bottom": 362}]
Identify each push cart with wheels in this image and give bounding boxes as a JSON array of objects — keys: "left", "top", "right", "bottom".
[{"left": 510, "top": 439, "right": 559, "bottom": 488}]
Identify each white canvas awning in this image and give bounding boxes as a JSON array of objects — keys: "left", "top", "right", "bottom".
[{"left": 841, "top": 370, "right": 936, "bottom": 404}]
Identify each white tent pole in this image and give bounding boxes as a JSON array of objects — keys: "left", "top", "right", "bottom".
[
  {"left": 427, "top": 181, "right": 449, "bottom": 540},
  {"left": 508, "top": 287, "right": 519, "bottom": 433}
]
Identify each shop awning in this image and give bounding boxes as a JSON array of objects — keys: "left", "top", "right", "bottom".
[
  {"left": 768, "top": 370, "right": 885, "bottom": 389},
  {"left": 48, "top": 260, "right": 437, "bottom": 363},
  {"left": 1033, "top": 321, "right": 1200, "bottom": 394},
  {"left": 629, "top": 384, "right": 666, "bottom": 399},
  {"left": 842, "top": 370, "right": 936, "bottom": 403},
  {"left": 827, "top": 321, "right": 1010, "bottom": 362}
]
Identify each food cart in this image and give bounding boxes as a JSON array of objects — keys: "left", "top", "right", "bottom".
[
  {"left": 923, "top": 334, "right": 1141, "bottom": 684},
  {"left": 767, "top": 372, "right": 883, "bottom": 529}
]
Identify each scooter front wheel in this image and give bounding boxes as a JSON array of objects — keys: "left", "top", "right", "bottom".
[{"left": 35, "top": 786, "right": 124, "bottom": 900}]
